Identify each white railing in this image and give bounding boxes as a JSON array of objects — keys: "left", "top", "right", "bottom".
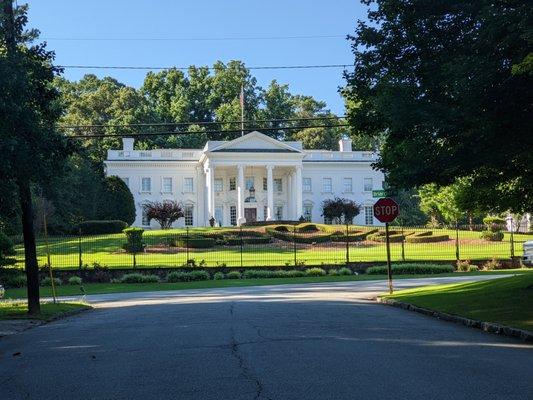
[
  {"left": 108, "top": 149, "right": 202, "bottom": 161},
  {"left": 303, "top": 151, "right": 378, "bottom": 162}
]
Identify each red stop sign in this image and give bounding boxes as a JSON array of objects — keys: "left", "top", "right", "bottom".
[{"left": 373, "top": 198, "right": 400, "bottom": 223}]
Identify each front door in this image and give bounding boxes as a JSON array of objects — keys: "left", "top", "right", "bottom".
[{"left": 244, "top": 208, "right": 257, "bottom": 223}]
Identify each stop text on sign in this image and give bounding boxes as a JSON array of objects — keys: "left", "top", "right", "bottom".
[{"left": 374, "top": 205, "right": 398, "bottom": 216}]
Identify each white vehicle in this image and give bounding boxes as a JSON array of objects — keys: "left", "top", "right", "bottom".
[{"left": 523, "top": 241, "right": 533, "bottom": 266}]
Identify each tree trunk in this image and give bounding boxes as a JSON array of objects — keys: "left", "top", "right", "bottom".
[{"left": 19, "top": 179, "right": 40, "bottom": 315}]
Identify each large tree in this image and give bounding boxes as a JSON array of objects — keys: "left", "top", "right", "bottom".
[
  {"left": 1, "top": 2, "right": 70, "bottom": 313},
  {"left": 344, "top": 0, "right": 532, "bottom": 213}
]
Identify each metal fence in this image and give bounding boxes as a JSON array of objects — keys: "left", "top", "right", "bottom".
[{"left": 12, "top": 224, "right": 531, "bottom": 270}]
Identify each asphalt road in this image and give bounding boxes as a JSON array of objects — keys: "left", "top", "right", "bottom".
[{"left": 1, "top": 276, "right": 532, "bottom": 400}]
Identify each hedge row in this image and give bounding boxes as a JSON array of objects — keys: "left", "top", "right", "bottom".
[
  {"left": 366, "top": 264, "right": 454, "bottom": 275},
  {"left": 405, "top": 233, "right": 450, "bottom": 243},
  {"left": 367, "top": 231, "right": 407, "bottom": 243},
  {"left": 265, "top": 227, "right": 333, "bottom": 244},
  {"left": 77, "top": 220, "right": 128, "bottom": 235},
  {"left": 331, "top": 229, "right": 378, "bottom": 242},
  {"left": 174, "top": 237, "right": 216, "bottom": 248}
]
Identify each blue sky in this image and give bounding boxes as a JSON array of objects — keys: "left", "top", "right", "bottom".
[{"left": 25, "top": 1, "right": 368, "bottom": 115}]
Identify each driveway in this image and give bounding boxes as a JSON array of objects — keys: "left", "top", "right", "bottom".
[{"left": 1, "top": 276, "right": 531, "bottom": 399}]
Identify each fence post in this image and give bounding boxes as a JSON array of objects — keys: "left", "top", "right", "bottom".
[
  {"left": 240, "top": 225, "right": 244, "bottom": 268},
  {"left": 509, "top": 218, "right": 515, "bottom": 258},
  {"left": 78, "top": 228, "right": 83, "bottom": 270},
  {"left": 400, "top": 226, "right": 406, "bottom": 262},
  {"left": 345, "top": 223, "right": 350, "bottom": 266},
  {"left": 186, "top": 227, "right": 190, "bottom": 266},
  {"left": 455, "top": 222, "right": 460, "bottom": 261},
  {"left": 293, "top": 224, "right": 297, "bottom": 267}
]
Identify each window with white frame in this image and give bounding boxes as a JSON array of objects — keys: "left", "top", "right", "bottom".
[
  {"left": 162, "top": 177, "right": 172, "bottom": 193},
  {"left": 245, "top": 177, "right": 254, "bottom": 190},
  {"left": 262, "top": 177, "right": 267, "bottom": 191},
  {"left": 275, "top": 206, "right": 283, "bottom": 221},
  {"left": 141, "top": 207, "right": 150, "bottom": 226},
  {"left": 302, "top": 177, "right": 312, "bottom": 192},
  {"left": 184, "top": 205, "right": 194, "bottom": 226},
  {"left": 323, "top": 177, "right": 332, "bottom": 193},
  {"left": 364, "top": 206, "right": 374, "bottom": 225},
  {"left": 364, "top": 178, "right": 373, "bottom": 192},
  {"left": 214, "top": 178, "right": 223, "bottom": 192},
  {"left": 141, "top": 177, "right": 151, "bottom": 192},
  {"left": 230, "top": 206, "right": 237, "bottom": 226},
  {"left": 343, "top": 177, "right": 353, "bottom": 193},
  {"left": 263, "top": 206, "right": 268, "bottom": 221},
  {"left": 274, "top": 178, "right": 282, "bottom": 192},
  {"left": 184, "top": 178, "right": 194, "bottom": 192},
  {"left": 303, "top": 204, "right": 312, "bottom": 222},
  {"left": 229, "top": 177, "right": 236, "bottom": 191}
]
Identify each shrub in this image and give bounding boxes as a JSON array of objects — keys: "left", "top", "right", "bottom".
[
  {"left": 96, "top": 176, "right": 136, "bottom": 225},
  {"left": 77, "top": 220, "right": 128, "bottom": 235},
  {"left": 331, "top": 229, "right": 377, "bottom": 242},
  {"left": 483, "top": 216, "right": 506, "bottom": 231},
  {"left": 480, "top": 230, "right": 504, "bottom": 242},
  {"left": 68, "top": 276, "right": 82, "bottom": 285},
  {"left": 296, "top": 223, "right": 319, "bottom": 233},
  {"left": 120, "top": 273, "right": 160, "bottom": 283},
  {"left": 0, "top": 231, "right": 16, "bottom": 266},
  {"left": 367, "top": 231, "right": 406, "bottom": 243},
  {"left": 468, "top": 265, "right": 479, "bottom": 272},
  {"left": 283, "top": 270, "right": 305, "bottom": 278},
  {"left": 305, "top": 267, "right": 326, "bottom": 277},
  {"left": 482, "top": 258, "right": 501, "bottom": 271},
  {"left": 338, "top": 267, "right": 353, "bottom": 276},
  {"left": 226, "top": 271, "right": 242, "bottom": 280},
  {"left": 405, "top": 233, "right": 449, "bottom": 243},
  {"left": 41, "top": 277, "right": 62, "bottom": 286},
  {"left": 3, "top": 274, "right": 26, "bottom": 288},
  {"left": 123, "top": 227, "right": 145, "bottom": 252},
  {"left": 366, "top": 264, "right": 454, "bottom": 275},
  {"left": 242, "top": 269, "right": 275, "bottom": 279},
  {"left": 143, "top": 200, "right": 184, "bottom": 229},
  {"left": 328, "top": 268, "right": 339, "bottom": 276},
  {"left": 187, "top": 270, "right": 210, "bottom": 281},
  {"left": 225, "top": 236, "right": 272, "bottom": 246},
  {"left": 166, "top": 271, "right": 190, "bottom": 282},
  {"left": 456, "top": 260, "right": 472, "bottom": 272},
  {"left": 274, "top": 225, "right": 290, "bottom": 232},
  {"left": 174, "top": 237, "right": 215, "bottom": 248},
  {"left": 213, "top": 272, "right": 225, "bottom": 280}
]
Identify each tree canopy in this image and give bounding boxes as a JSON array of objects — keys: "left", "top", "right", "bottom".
[{"left": 344, "top": 0, "right": 532, "bottom": 214}]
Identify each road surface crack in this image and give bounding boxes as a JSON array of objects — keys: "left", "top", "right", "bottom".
[{"left": 229, "top": 303, "right": 271, "bottom": 400}]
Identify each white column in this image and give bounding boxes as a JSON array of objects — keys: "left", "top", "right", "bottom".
[
  {"left": 206, "top": 165, "right": 215, "bottom": 223},
  {"left": 287, "top": 173, "right": 293, "bottom": 220},
  {"left": 237, "top": 164, "right": 245, "bottom": 225},
  {"left": 295, "top": 165, "right": 303, "bottom": 219},
  {"left": 266, "top": 165, "right": 274, "bottom": 221}
]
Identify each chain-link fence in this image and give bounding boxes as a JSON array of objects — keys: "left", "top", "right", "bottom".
[{"left": 11, "top": 224, "right": 532, "bottom": 270}]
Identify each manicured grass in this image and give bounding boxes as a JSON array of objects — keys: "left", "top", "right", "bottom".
[
  {"left": 382, "top": 273, "right": 533, "bottom": 331},
  {"left": 10, "top": 225, "right": 533, "bottom": 269},
  {"left": 0, "top": 301, "right": 91, "bottom": 320},
  {"left": 5, "top": 269, "right": 530, "bottom": 299}
]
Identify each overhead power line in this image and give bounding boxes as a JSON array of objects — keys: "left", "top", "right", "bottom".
[
  {"left": 65, "top": 123, "right": 351, "bottom": 139},
  {"left": 59, "top": 116, "right": 346, "bottom": 129},
  {"left": 57, "top": 63, "right": 352, "bottom": 71},
  {"left": 43, "top": 34, "right": 346, "bottom": 42}
]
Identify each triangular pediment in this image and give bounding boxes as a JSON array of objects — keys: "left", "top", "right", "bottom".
[{"left": 211, "top": 131, "right": 302, "bottom": 153}]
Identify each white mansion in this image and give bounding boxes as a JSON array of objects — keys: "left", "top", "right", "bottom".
[{"left": 104, "top": 131, "right": 385, "bottom": 228}]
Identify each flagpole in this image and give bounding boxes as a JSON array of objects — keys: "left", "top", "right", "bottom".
[{"left": 240, "top": 83, "right": 244, "bottom": 136}]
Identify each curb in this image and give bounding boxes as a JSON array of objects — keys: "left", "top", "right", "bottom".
[{"left": 377, "top": 297, "right": 533, "bottom": 343}]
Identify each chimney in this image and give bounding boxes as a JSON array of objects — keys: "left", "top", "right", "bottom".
[
  {"left": 122, "top": 137, "right": 134, "bottom": 151},
  {"left": 339, "top": 136, "right": 352, "bottom": 152}
]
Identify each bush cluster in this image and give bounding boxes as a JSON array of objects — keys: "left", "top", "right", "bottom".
[
  {"left": 480, "top": 230, "right": 504, "bottom": 242},
  {"left": 41, "top": 277, "right": 62, "bottom": 286},
  {"left": 166, "top": 270, "right": 210, "bottom": 282},
  {"left": 68, "top": 276, "right": 83, "bottom": 285},
  {"left": 2, "top": 274, "right": 26, "bottom": 288},
  {"left": 77, "top": 220, "right": 128, "bottom": 235},
  {"left": 174, "top": 237, "right": 216, "bottom": 248},
  {"left": 123, "top": 227, "right": 145, "bottom": 253},
  {"left": 120, "top": 273, "right": 160, "bottom": 284},
  {"left": 366, "top": 264, "right": 454, "bottom": 275},
  {"left": 405, "top": 233, "right": 450, "bottom": 243}
]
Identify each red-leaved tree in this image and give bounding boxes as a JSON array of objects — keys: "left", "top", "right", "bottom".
[{"left": 143, "top": 201, "right": 184, "bottom": 229}]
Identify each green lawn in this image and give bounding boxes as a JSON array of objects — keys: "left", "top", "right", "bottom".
[
  {"left": 0, "top": 301, "right": 91, "bottom": 320},
  {"left": 11, "top": 225, "right": 533, "bottom": 269},
  {"left": 382, "top": 273, "right": 533, "bottom": 331},
  {"left": 5, "top": 269, "right": 530, "bottom": 299}
]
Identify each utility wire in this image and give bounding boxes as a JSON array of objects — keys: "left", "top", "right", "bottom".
[
  {"left": 43, "top": 34, "right": 345, "bottom": 42},
  {"left": 60, "top": 116, "right": 346, "bottom": 129},
  {"left": 57, "top": 63, "right": 352, "bottom": 71},
  {"left": 65, "top": 123, "right": 351, "bottom": 139}
]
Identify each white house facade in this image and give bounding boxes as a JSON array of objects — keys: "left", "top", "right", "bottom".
[{"left": 104, "top": 131, "right": 385, "bottom": 228}]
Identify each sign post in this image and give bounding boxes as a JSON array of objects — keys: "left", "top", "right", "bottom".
[{"left": 373, "top": 198, "right": 400, "bottom": 294}]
